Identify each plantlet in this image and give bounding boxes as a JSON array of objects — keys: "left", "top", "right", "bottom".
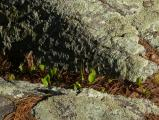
[
  {"left": 136, "top": 77, "right": 143, "bottom": 87},
  {"left": 19, "top": 63, "right": 24, "bottom": 72},
  {"left": 30, "top": 65, "right": 36, "bottom": 72},
  {"left": 80, "top": 65, "right": 85, "bottom": 81},
  {"left": 41, "top": 67, "right": 59, "bottom": 87},
  {"left": 88, "top": 68, "right": 96, "bottom": 84},
  {"left": 108, "top": 79, "right": 113, "bottom": 83},
  {"left": 73, "top": 81, "right": 81, "bottom": 90},
  {"left": 39, "top": 64, "right": 45, "bottom": 72},
  {"left": 41, "top": 74, "right": 51, "bottom": 87},
  {"left": 8, "top": 73, "right": 15, "bottom": 80},
  {"left": 49, "top": 67, "right": 58, "bottom": 78}
]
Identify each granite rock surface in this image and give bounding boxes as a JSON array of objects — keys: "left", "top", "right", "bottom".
[
  {"left": 0, "top": 78, "right": 159, "bottom": 120},
  {"left": 0, "top": 0, "right": 159, "bottom": 82}
]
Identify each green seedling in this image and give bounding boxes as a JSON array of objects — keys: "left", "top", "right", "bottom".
[
  {"left": 108, "top": 79, "right": 113, "bottom": 83},
  {"left": 8, "top": 73, "right": 15, "bottom": 80},
  {"left": 136, "top": 77, "right": 143, "bottom": 87},
  {"left": 41, "top": 74, "right": 51, "bottom": 87},
  {"left": 49, "top": 67, "right": 58, "bottom": 78},
  {"left": 88, "top": 68, "right": 96, "bottom": 84},
  {"left": 19, "top": 63, "right": 24, "bottom": 72},
  {"left": 39, "top": 64, "right": 46, "bottom": 72},
  {"left": 30, "top": 65, "right": 36, "bottom": 72},
  {"left": 73, "top": 81, "right": 81, "bottom": 90},
  {"left": 41, "top": 78, "right": 48, "bottom": 87},
  {"left": 80, "top": 65, "right": 85, "bottom": 81}
]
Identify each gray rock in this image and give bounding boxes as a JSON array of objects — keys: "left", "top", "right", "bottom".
[
  {"left": 0, "top": 78, "right": 43, "bottom": 98},
  {"left": 0, "top": 0, "right": 159, "bottom": 82},
  {"left": 32, "top": 88, "right": 159, "bottom": 120},
  {"left": 0, "top": 95, "right": 15, "bottom": 120},
  {"left": 0, "top": 78, "right": 159, "bottom": 120}
]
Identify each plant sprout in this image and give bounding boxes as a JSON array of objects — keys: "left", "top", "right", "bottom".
[
  {"left": 19, "top": 63, "right": 24, "bottom": 72},
  {"left": 8, "top": 73, "right": 15, "bottom": 80},
  {"left": 80, "top": 65, "right": 85, "bottom": 81},
  {"left": 136, "top": 77, "right": 143, "bottom": 87},
  {"left": 49, "top": 67, "right": 57, "bottom": 78},
  {"left": 41, "top": 74, "right": 51, "bottom": 87},
  {"left": 73, "top": 81, "right": 81, "bottom": 90},
  {"left": 39, "top": 64, "right": 46, "bottom": 72},
  {"left": 88, "top": 68, "right": 96, "bottom": 84}
]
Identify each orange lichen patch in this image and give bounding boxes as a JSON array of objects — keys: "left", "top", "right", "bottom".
[
  {"left": 3, "top": 95, "right": 43, "bottom": 120},
  {"left": 138, "top": 38, "right": 159, "bottom": 64}
]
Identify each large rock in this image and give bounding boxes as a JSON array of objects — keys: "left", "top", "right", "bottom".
[
  {"left": 0, "top": 78, "right": 159, "bottom": 120},
  {"left": 0, "top": 95, "right": 15, "bottom": 120},
  {"left": 33, "top": 88, "right": 159, "bottom": 120},
  {"left": 0, "top": 0, "right": 159, "bottom": 82}
]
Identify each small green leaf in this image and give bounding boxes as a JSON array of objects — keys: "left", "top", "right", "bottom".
[
  {"left": 19, "top": 63, "right": 24, "bottom": 72},
  {"left": 49, "top": 67, "right": 57, "bottom": 78},
  {"left": 41, "top": 74, "right": 50, "bottom": 87},
  {"left": 41, "top": 78, "right": 48, "bottom": 87},
  {"left": 8, "top": 73, "right": 15, "bottom": 80},
  {"left": 88, "top": 68, "right": 96, "bottom": 84},
  {"left": 30, "top": 65, "right": 36, "bottom": 71},
  {"left": 39, "top": 64, "right": 45, "bottom": 71},
  {"left": 73, "top": 81, "right": 81, "bottom": 90},
  {"left": 108, "top": 79, "right": 113, "bottom": 83},
  {"left": 136, "top": 77, "right": 143, "bottom": 87}
]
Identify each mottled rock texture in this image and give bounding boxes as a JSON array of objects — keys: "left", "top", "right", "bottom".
[
  {"left": 33, "top": 88, "right": 159, "bottom": 120},
  {"left": 0, "top": 95, "right": 14, "bottom": 120},
  {"left": 0, "top": 0, "right": 159, "bottom": 82},
  {"left": 0, "top": 78, "right": 159, "bottom": 120}
]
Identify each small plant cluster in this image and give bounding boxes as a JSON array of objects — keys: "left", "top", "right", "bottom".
[
  {"left": 135, "top": 77, "right": 151, "bottom": 98},
  {"left": 41, "top": 67, "right": 59, "bottom": 87},
  {"left": 0, "top": 51, "right": 153, "bottom": 98},
  {"left": 73, "top": 66, "right": 97, "bottom": 91},
  {"left": 4, "top": 51, "right": 98, "bottom": 90},
  {"left": 16, "top": 51, "right": 60, "bottom": 87}
]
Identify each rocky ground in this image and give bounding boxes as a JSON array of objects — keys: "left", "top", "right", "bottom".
[
  {"left": 1, "top": 0, "right": 159, "bottom": 120},
  {"left": 0, "top": 78, "right": 159, "bottom": 120}
]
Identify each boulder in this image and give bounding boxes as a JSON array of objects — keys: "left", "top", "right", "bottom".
[
  {"left": 0, "top": 0, "right": 159, "bottom": 82},
  {"left": 0, "top": 78, "right": 159, "bottom": 120},
  {"left": 33, "top": 88, "right": 159, "bottom": 120},
  {"left": 0, "top": 95, "right": 15, "bottom": 120}
]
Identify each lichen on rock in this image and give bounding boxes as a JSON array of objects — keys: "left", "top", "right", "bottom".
[{"left": 0, "top": 0, "right": 159, "bottom": 82}]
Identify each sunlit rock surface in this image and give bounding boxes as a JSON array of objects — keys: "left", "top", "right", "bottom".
[
  {"left": 0, "top": 0, "right": 159, "bottom": 82},
  {"left": 0, "top": 78, "right": 159, "bottom": 120}
]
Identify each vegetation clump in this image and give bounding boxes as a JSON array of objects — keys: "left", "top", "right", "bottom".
[{"left": 0, "top": 51, "right": 159, "bottom": 107}]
